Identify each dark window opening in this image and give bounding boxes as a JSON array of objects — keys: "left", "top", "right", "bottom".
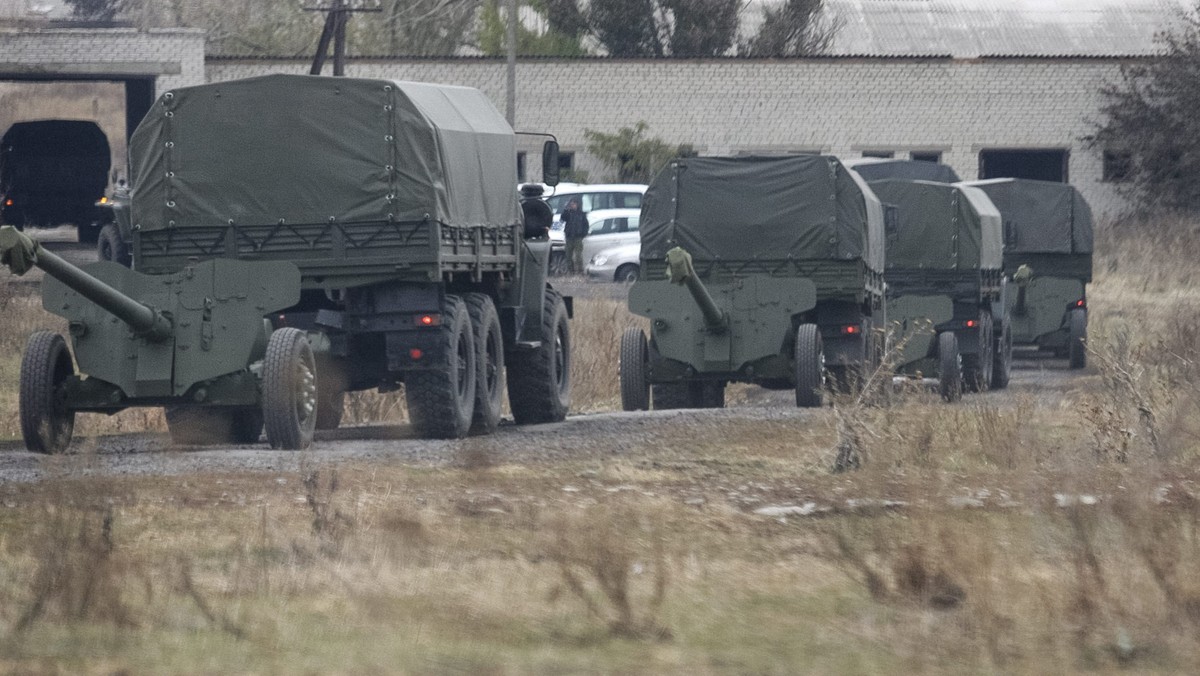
[
  {"left": 910, "top": 151, "right": 941, "bottom": 163},
  {"left": 558, "top": 151, "right": 574, "bottom": 172},
  {"left": 978, "top": 148, "right": 1068, "bottom": 182},
  {"left": 862, "top": 150, "right": 895, "bottom": 159},
  {"left": 1103, "top": 150, "right": 1132, "bottom": 183},
  {"left": 517, "top": 151, "right": 527, "bottom": 183}
]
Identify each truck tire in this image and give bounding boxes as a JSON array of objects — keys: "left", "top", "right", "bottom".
[
  {"left": 699, "top": 381, "right": 725, "bottom": 409},
  {"left": 19, "top": 330, "right": 75, "bottom": 454},
  {"left": 263, "top": 327, "right": 318, "bottom": 450},
  {"left": 962, "top": 313, "right": 993, "bottom": 393},
  {"left": 407, "top": 295, "right": 476, "bottom": 439},
  {"left": 97, "top": 223, "right": 131, "bottom": 267},
  {"left": 938, "top": 331, "right": 962, "bottom": 403},
  {"left": 313, "top": 355, "right": 347, "bottom": 431},
  {"left": 794, "top": 323, "right": 824, "bottom": 408},
  {"left": 991, "top": 317, "right": 1012, "bottom": 390},
  {"left": 508, "top": 288, "right": 571, "bottom": 424},
  {"left": 166, "top": 406, "right": 263, "bottom": 445},
  {"left": 465, "top": 293, "right": 504, "bottom": 435},
  {"left": 652, "top": 382, "right": 695, "bottom": 410},
  {"left": 619, "top": 327, "right": 650, "bottom": 411},
  {"left": 1068, "top": 308, "right": 1087, "bottom": 369}
]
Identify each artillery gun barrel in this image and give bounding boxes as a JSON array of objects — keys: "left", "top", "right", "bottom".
[
  {"left": 665, "top": 246, "right": 726, "bottom": 331},
  {"left": 0, "top": 226, "right": 172, "bottom": 341}
]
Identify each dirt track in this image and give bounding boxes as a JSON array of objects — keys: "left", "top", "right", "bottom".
[{"left": 0, "top": 232, "right": 1087, "bottom": 483}]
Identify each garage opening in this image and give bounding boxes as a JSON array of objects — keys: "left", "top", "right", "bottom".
[
  {"left": 978, "top": 148, "right": 1068, "bottom": 182},
  {"left": 1, "top": 120, "right": 111, "bottom": 229}
]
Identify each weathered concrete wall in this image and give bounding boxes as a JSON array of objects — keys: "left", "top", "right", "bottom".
[{"left": 208, "top": 57, "right": 1130, "bottom": 217}]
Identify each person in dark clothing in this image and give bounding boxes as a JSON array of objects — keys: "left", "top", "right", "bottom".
[{"left": 561, "top": 199, "right": 589, "bottom": 274}]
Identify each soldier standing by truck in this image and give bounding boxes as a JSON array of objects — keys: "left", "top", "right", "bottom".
[{"left": 561, "top": 199, "right": 588, "bottom": 273}]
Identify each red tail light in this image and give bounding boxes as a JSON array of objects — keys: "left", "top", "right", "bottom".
[
  {"left": 415, "top": 314, "right": 440, "bottom": 327},
  {"left": 1075, "top": 299, "right": 1085, "bottom": 307},
  {"left": 842, "top": 325, "right": 859, "bottom": 335},
  {"left": 409, "top": 348, "right": 423, "bottom": 360},
  {"left": 966, "top": 319, "right": 976, "bottom": 328},
  {"left": 3, "top": 199, "right": 11, "bottom": 207}
]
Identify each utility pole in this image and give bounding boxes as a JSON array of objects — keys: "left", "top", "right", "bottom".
[
  {"left": 306, "top": 0, "right": 382, "bottom": 76},
  {"left": 505, "top": 0, "right": 518, "bottom": 125}
]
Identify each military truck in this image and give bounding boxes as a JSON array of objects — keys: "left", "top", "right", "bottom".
[
  {"left": 619, "top": 155, "right": 885, "bottom": 410},
  {"left": 842, "top": 158, "right": 962, "bottom": 184},
  {"left": 1, "top": 120, "right": 112, "bottom": 243},
  {"left": 964, "top": 178, "right": 1093, "bottom": 368},
  {"left": 867, "top": 179, "right": 1009, "bottom": 398},
  {"left": 95, "top": 181, "right": 132, "bottom": 267},
  {"left": 2, "top": 74, "right": 570, "bottom": 453}
]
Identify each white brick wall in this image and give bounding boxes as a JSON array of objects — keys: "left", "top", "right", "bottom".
[
  {"left": 0, "top": 28, "right": 206, "bottom": 95},
  {"left": 209, "top": 57, "right": 1131, "bottom": 217}
]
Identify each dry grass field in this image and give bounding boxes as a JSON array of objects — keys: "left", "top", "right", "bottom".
[{"left": 3, "top": 220, "right": 1200, "bottom": 673}]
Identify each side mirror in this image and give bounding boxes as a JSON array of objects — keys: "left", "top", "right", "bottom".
[
  {"left": 542, "top": 140, "right": 560, "bottom": 187},
  {"left": 883, "top": 203, "right": 900, "bottom": 238}
]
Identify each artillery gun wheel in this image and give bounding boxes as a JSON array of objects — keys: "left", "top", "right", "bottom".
[
  {"left": 263, "top": 328, "right": 318, "bottom": 450},
  {"left": 19, "top": 331, "right": 76, "bottom": 454},
  {"left": 938, "top": 331, "right": 963, "bottom": 402},
  {"left": 97, "top": 224, "right": 131, "bottom": 267},
  {"left": 166, "top": 406, "right": 263, "bottom": 445},
  {"left": 508, "top": 288, "right": 571, "bottom": 424},
  {"left": 407, "top": 295, "right": 476, "bottom": 439},
  {"left": 652, "top": 382, "right": 694, "bottom": 410},
  {"left": 466, "top": 293, "right": 505, "bottom": 435},
  {"left": 991, "top": 317, "right": 1013, "bottom": 389},
  {"left": 619, "top": 328, "right": 650, "bottom": 411},
  {"left": 794, "top": 323, "right": 824, "bottom": 408},
  {"left": 962, "top": 313, "right": 993, "bottom": 393},
  {"left": 1068, "top": 309, "right": 1088, "bottom": 369}
]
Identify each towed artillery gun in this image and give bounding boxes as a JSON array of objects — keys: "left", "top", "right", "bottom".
[
  {"left": 964, "top": 179, "right": 1093, "bottom": 368},
  {"left": 6, "top": 74, "right": 570, "bottom": 453},
  {"left": 620, "top": 155, "right": 886, "bottom": 410},
  {"left": 865, "top": 179, "right": 1009, "bottom": 400}
]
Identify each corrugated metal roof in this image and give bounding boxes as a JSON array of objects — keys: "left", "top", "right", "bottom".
[{"left": 823, "top": 0, "right": 1191, "bottom": 57}]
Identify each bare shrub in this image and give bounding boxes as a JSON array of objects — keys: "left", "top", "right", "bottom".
[
  {"left": 544, "top": 505, "right": 671, "bottom": 640},
  {"left": 301, "top": 468, "right": 355, "bottom": 558},
  {"left": 569, "top": 298, "right": 644, "bottom": 412},
  {"left": 14, "top": 504, "right": 143, "bottom": 631}
]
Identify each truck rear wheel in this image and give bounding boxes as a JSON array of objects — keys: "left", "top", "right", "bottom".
[
  {"left": 699, "top": 381, "right": 725, "bottom": 409},
  {"left": 1068, "top": 309, "right": 1087, "bottom": 369},
  {"left": 508, "top": 288, "right": 571, "bottom": 424},
  {"left": 991, "top": 317, "right": 1012, "bottom": 389},
  {"left": 19, "top": 330, "right": 75, "bottom": 454},
  {"left": 620, "top": 327, "right": 650, "bottom": 411},
  {"left": 963, "top": 313, "right": 993, "bottom": 393},
  {"left": 97, "top": 223, "right": 131, "bottom": 267},
  {"left": 938, "top": 331, "right": 962, "bottom": 403},
  {"left": 263, "top": 327, "right": 318, "bottom": 450},
  {"left": 407, "top": 295, "right": 477, "bottom": 439},
  {"left": 652, "top": 382, "right": 694, "bottom": 410},
  {"left": 794, "top": 323, "right": 824, "bottom": 408},
  {"left": 166, "top": 406, "right": 263, "bottom": 445},
  {"left": 466, "top": 293, "right": 504, "bottom": 435}
]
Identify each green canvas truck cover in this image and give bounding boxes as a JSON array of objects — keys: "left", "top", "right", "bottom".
[
  {"left": 869, "top": 179, "right": 1002, "bottom": 271},
  {"left": 844, "top": 157, "right": 962, "bottom": 183},
  {"left": 639, "top": 155, "right": 884, "bottom": 273},
  {"left": 962, "top": 178, "right": 1093, "bottom": 255},
  {"left": 129, "top": 74, "right": 521, "bottom": 232}
]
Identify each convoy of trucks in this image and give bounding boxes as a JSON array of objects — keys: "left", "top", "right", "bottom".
[{"left": 0, "top": 73, "right": 1094, "bottom": 453}]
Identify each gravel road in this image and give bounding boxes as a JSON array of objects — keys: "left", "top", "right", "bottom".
[{"left": 0, "top": 233, "right": 1085, "bottom": 483}]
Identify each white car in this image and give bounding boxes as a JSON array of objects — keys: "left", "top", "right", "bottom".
[
  {"left": 586, "top": 241, "right": 641, "bottom": 282},
  {"left": 541, "top": 183, "right": 647, "bottom": 217},
  {"left": 550, "top": 208, "right": 641, "bottom": 274}
]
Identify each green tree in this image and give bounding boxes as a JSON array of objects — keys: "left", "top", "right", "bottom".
[
  {"left": 739, "top": 0, "right": 840, "bottom": 57},
  {"left": 64, "top": 0, "right": 119, "bottom": 20},
  {"left": 1090, "top": 5, "right": 1200, "bottom": 212},
  {"left": 585, "top": 122, "right": 693, "bottom": 183},
  {"left": 477, "top": 0, "right": 587, "bottom": 57}
]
